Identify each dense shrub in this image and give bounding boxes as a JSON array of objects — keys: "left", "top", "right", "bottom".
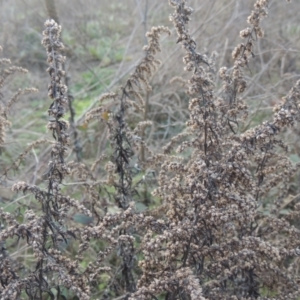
[{"left": 1, "top": 0, "right": 300, "bottom": 299}]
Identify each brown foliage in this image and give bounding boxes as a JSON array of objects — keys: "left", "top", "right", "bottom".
[{"left": 1, "top": 0, "right": 300, "bottom": 299}]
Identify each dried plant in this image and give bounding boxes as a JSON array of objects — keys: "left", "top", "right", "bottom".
[{"left": 1, "top": 0, "right": 300, "bottom": 299}]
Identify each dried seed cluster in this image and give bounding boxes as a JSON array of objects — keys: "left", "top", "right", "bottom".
[{"left": 1, "top": 1, "right": 300, "bottom": 300}]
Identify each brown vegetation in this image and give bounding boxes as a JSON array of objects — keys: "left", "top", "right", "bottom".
[{"left": 1, "top": 0, "right": 300, "bottom": 299}]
